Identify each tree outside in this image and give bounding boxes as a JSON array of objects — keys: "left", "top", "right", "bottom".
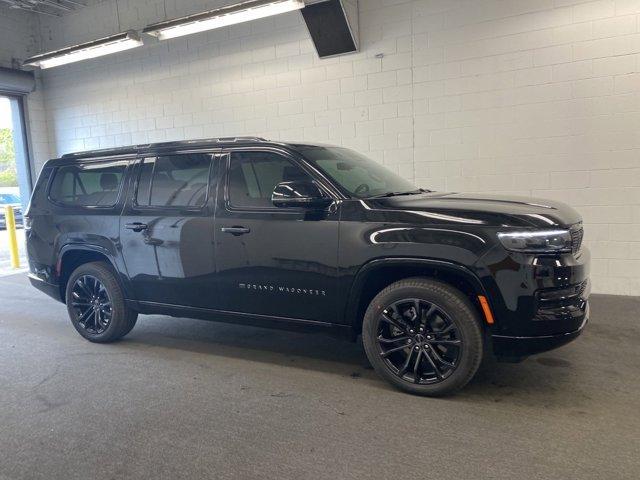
[{"left": 0, "top": 128, "right": 17, "bottom": 187}]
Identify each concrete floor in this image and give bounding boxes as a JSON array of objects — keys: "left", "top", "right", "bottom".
[{"left": 0, "top": 273, "right": 638, "bottom": 480}]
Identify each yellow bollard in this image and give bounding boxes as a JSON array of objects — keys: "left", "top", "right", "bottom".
[{"left": 5, "top": 206, "right": 20, "bottom": 269}]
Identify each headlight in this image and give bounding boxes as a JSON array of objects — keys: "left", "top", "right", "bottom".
[{"left": 497, "top": 229, "right": 572, "bottom": 253}]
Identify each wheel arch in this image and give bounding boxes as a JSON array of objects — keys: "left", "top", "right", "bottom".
[
  {"left": 345, "top": 258, "right": 493, "bottom": 334},
  {"left": 56, "top": 244, "right": 129, "bottom": 303}
]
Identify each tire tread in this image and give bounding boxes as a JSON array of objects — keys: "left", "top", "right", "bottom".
[
  {"left": 362, "top": 277, "right": 484, "bottom": 396},
  {"left": 65, "top": 261, "right": 137, "bottom": 343}
]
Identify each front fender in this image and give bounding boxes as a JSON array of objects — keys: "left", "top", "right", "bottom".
[{"left": 343, "top": 257, "right": 492, "bottom": 329}]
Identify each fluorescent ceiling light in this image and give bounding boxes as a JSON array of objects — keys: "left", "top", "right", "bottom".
[
  {"left": 23, "top": 31, "right": 143, "bottom": 69},
  {"left": 143, "top": 0, "right": 306, "bottom": 40}
]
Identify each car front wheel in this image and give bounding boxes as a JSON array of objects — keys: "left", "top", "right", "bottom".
[{"left": 362, "top": 278, "right": 484, "bottom": 396}]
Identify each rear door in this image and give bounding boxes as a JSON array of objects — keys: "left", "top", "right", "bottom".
[{"left": 120, "top": 152, "right": 220, "bottom": 308}]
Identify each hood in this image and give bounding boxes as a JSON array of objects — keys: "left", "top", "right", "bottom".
[{"left": 366, "top": 192, "right": 582, "bottom": 228}]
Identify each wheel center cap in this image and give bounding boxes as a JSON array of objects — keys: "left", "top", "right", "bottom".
[{"left": 414, "top": 333, "right": 425, "bottom": 343}]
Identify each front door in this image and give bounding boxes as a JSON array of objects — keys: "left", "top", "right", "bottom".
[
  {"left": 120, "top": 152, "right": 220, "bottom": 308},
  {"left": 214, "top": 148, "right": 340, "bottom": 323}
]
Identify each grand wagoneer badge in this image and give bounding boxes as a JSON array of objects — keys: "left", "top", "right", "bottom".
[{"left": 239, "top": 283, "right": 326, "bottom": 296}]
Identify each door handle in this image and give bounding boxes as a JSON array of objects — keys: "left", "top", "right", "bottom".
[
  {"left": 125, "top": 222, "right": 148, "bottom": 232},
  {"left": 221, "top": 226, "right": 251, "bottom": 236}
]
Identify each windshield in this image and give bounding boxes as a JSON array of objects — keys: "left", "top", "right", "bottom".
[
  {"left": 297, "top": 146, "right": 418, "bottom": 198},
  {"left": 0, "top": 193, "right": 20, "bottom": 204}
]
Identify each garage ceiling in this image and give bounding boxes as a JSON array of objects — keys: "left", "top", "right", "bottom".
[{"left": 0, "top": 0, "right": 85, "bottom": 16}]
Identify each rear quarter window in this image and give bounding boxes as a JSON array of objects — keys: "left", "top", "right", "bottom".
[{"left": 49, "top": 160, "right": 128, "bottom": 207}]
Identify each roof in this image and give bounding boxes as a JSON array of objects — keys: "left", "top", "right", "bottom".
[{"left": 57, "top": 137, "right": 316, "bottom": 161}]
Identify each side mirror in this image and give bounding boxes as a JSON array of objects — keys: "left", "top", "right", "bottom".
[{"left": 272, "top": 181, "right": 332, "bottom": 209}]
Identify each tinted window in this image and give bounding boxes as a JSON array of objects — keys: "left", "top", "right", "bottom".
[
  {"left": 49, "top": 161, "right": 127, "bottom": 207},
  {"left": 298, "top": 146, "right": 417, "bottom": 198},
  {"left": 136, "top": 154, "right": 211, "bottom": 208},
  {"left": 228, "top": 151, "right": 313, "bottom": 208}
]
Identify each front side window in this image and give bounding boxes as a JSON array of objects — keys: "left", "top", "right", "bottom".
[
  {"left": 296, "top": 146, "right": 417, "bottom": 199},
  {"left": 49, "top": 160, "right": 128, "bottom": 207},
  {"left": 135, "top": 154, "right": 211, "bottom": 208},
  {"left": 227, "top": 151, "right": 314, "bottom": 208}
]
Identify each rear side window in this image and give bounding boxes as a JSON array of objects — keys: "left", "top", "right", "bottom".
[
  {"left": 135, "top": 154, "right": 211, "bottom": 208},
  {"left": 49, "top": 160, "right": 127, "bottom": 207}
]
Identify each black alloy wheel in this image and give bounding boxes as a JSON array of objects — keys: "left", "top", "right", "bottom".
[
  {"left": 377, "top": 299, "right": 462, "bottom": 384},
  {"left": 70, "top": 274, "right": 113, "bottom": 335},
  {"left": 362, "top": 278, "right": 484, "bottom": 396},
  {"left": 65, "top": 262, "right": 138, "bottom": 343}
]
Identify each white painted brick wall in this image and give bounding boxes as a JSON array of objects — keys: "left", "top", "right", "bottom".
[
  {"left": 25, "top": 0, "right": 640, "bottom": 295},
  {"left": 25, "top": 75, "right": 53, "bottom": 177}
]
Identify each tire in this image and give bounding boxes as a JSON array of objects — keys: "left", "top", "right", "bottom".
[
  {"left": 362, "top": 278, "right": 484, "bottom": 396},
  {"left": 65, "top": 261, "right": 137, "bottom": 343}
]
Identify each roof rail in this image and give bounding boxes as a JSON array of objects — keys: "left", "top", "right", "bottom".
[
  {"left": 59, "top": 137, "right": 272, "bottom": 159},
  {"left": 216, "top": 136, "right": 268, "bottom": 142}
]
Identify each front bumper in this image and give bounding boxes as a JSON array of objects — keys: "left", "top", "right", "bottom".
[
  {"left": 492, "top": 307, "right": 588, "bottom": 358},
  {"left": 478, "top": 245, "right": 590, "bottom": 357}
]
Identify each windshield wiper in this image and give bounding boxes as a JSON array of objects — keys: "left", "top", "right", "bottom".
[{"left": 369, "top": 188, "right": 430, "bottom": 198}]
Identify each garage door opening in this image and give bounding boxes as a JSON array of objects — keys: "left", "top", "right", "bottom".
[{"left": 0, "top": 95, "right": 29, "bottom": 272}]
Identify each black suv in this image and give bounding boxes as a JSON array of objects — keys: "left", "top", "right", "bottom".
[{"left": 26, "top": 138, "right": 589, "bottom": 396}]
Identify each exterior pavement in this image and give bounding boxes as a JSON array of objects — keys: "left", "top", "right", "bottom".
[
  {"left": 0, "top": 272, "right": 638, "bottom": 480},
  {"left": 0, "top": 228, "right": 26, "bottom": 275}
]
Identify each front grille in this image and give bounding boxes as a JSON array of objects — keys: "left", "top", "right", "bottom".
[
  {"left": 538, "top": 280, "right": 588, "bottom": 304},
  {"left": 535, "top": 280, "right": 589, "bottom": 320},
  {"left": 570, "top": 225, "right": 583, "bottom": 254}
]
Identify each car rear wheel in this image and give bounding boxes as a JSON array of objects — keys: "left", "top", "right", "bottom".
[
  {"left": 362, "top": 278, "right": 484, "bottom": 396},
  {"left": 65, "top": 261, "right": 137, "bottom": 343}
]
